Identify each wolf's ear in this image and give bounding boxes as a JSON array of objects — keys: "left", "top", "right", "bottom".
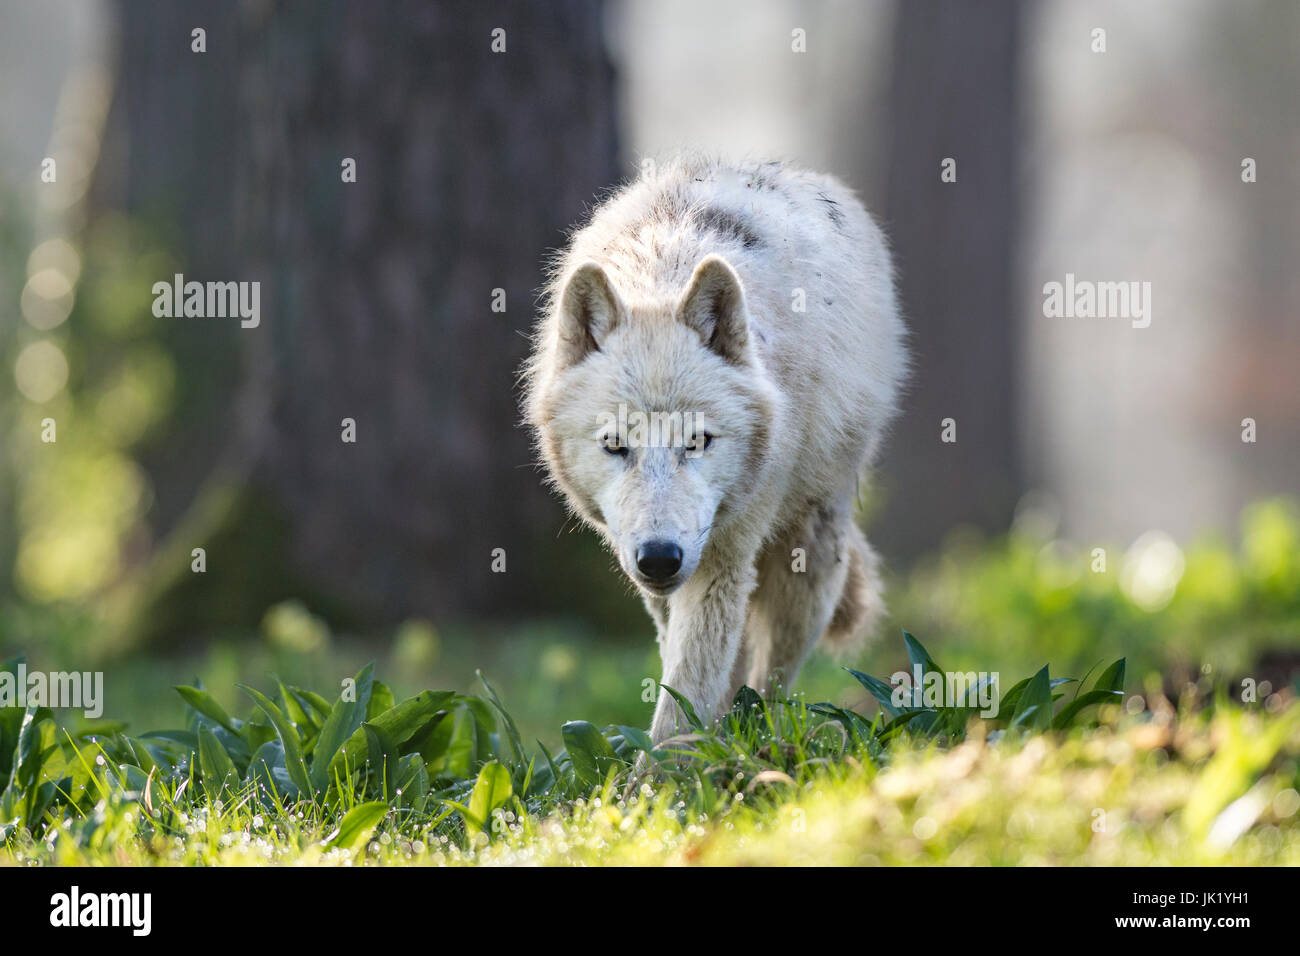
[
  {"left": 556, "top": 262, "right": 624, "bottom": 369},
  {"left": 677, "top": 255, "right": 750, "bottom": 365}
]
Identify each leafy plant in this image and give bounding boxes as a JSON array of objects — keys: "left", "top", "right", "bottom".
[
  {"left": 0, "top": 631, "right": 1254, "bottom": 865},
  {"left": 893, "top": 497, "right": 1300, "bottom": 688}
]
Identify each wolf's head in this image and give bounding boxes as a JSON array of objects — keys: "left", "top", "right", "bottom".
[{"left": 529, "top": 255, "right": 777, "bottom": 596}]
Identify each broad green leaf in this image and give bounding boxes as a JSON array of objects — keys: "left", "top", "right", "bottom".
[
  {"left": 562, "top": 721, "right": 619, "bottom": 787},
  {"left": 845, "top": 668, "right": 904, "bottom": 718},
  {"left": 0, "top": 657, "right": 27, "bottom": 781},
  {"left": 879, "top": 708, "right": 936, "bottom": 740},
  {"left": 275, "top": 677, "right": 314, "bottom": 730},
  {"left": 997, "top": 676, "right": 1033, "bottom": 719},
  {"left": 193, "top": 720, "right": 250, "bottom": 765},
  {"left": 902, "top": 630, "right": 942, "bottom": 679},
  {"left": 1052, "top": 689, "right": 1124, "bottom": 729},
  {"left": 958, "top": 674, "right": 999, "bottom": 709},
  {"left": 198, "top": 724, "right": 237, "bottom": 798},
  {"left": 1011, "top": 666, "right": 1053, "bottom": 731},
  {"left": 465, "top": 761, "right": 512, "bottom": 836},
  {"left": 247, "top": 740, "right": 293, "bottom": 797},
  {"left": 367, "top": 681, "right": 396, "bottom": 720},
  {"left": 324, "top": 801, "right": 388, "bottom": 849},
  {"left": 310, "top": 663, "right": 373, "bottom": 793},
  {"left": 808, "top": 703, "right": 876, "bottom": 746},
  {"left": 657, "top": 685, "right": 704, "bottom": 731},
  {"left": 139, "top": 730, "right": 199, "bottom": 751},
  {"left": 729, "top": 685, "right": 765, "bottom": 732},
  {"left": 117, "top": 764, "right": 150, "bottom": 796},
  {"left": 14, "top": 709, "right": 54, "bottom": 790},
  {"left": 614, "top": 725, "right": 655, "bottom": 754},
  {"left": 441, "top": 703, "right": 481, "bottom": 780},
  {"left": 394, "top": 753, "right": 430, "bottom": 807},
  {"left": 328, "top": 690, "right": 455, "bottom": 779},
  {"left": 1094, "top": 658, "right": 1126, "bottom": 694},
  {"left": 175, "top": 686, "right": 238, "bottom": 734},
  {"left": 405, "top": 711, "right": 454, "bottom": 766},
  {"left": 295, "top": 688, "right": 334, "bottom": 721},
  {"left": 239, "top": 685, "right": 312, "bottom": 799},
  {"left": 122, "top": 737, "right": 162, "bottom": 776}
]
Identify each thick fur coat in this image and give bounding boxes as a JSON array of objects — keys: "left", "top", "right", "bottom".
[{"left": 524, "top": 154, "right": 907, "bottom": 743}]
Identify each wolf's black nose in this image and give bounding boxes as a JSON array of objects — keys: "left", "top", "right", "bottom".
[{"left": 637, "top": 540, "right": 683, "bottom": 582}]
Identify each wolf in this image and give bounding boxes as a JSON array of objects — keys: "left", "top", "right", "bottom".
[{"left": 524, "top": 154, "right": 907, "bottom": 744}]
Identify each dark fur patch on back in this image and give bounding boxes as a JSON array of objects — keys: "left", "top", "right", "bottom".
[
  {"left": 817, "top": 192, "right": 844, "bottom": 229},
  {"left": 698, "top": 206, "right": 762, "bottom": 249},
  {"left": 643, "top": 192, "right": 688, "bottom": 229}
]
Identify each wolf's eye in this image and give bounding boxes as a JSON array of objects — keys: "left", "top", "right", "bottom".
[
  {"left": 602, "top": 435, "right": 628, "bottom": 457},
  {"left": 687, "top": 432, "right": 714, "bottom": 453}
]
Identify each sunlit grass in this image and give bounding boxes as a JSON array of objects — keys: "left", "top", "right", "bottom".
[
  {"left": 2, "top": 633, "right": 1297, "bottom": 867},
  {"left": 5, "top": 708, "right": 1298, "bottom": 867}
]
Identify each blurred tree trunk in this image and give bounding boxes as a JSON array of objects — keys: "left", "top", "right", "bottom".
[
  {"left": 107, "top": 1, "right": 626, "bottom": 648},
  {"left": 227, "top": 1, "right": 620, "bottom": 623},
  {"left": 872, "top": 0, "right": 1024, "bottom": 560}
]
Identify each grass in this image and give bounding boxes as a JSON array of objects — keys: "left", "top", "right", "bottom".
[{"left": 2, "top": 633, "right": 1298, "bottom": 866}]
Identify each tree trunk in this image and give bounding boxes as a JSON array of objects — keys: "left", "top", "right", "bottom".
[
  {"left": 107, "top": 1, "right": 625, "bottom": 647},
  {"left": 229, "top": 1, "right": 620, "bottom": 623},
  {"left": 873, "top": 0, "right": 1024, "bottom": 559}
]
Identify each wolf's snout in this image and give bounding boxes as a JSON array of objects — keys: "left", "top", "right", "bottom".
[{"left": 636, "top": 540, "right": 683, "bottom": 582}]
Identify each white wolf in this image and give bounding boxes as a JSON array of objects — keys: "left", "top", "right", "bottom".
[{"left": 524, "top": 154, "right": 907, "bottom": 744}]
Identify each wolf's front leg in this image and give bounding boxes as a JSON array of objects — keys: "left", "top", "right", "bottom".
[{"left": 649, "top": 554, "right": 756, "bottom": 745}]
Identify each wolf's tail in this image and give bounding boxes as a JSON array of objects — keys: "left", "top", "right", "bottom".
[{"left": 820, "top": 522, "right": 886, "bottom": 657}]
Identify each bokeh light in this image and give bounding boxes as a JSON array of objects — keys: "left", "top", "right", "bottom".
[{"left": 14, "top": 340, "right": 70, "bottom": 402}]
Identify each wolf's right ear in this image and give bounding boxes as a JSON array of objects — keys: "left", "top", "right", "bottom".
[{"left": 556, "top": 262, "right": 624, "bottom": 369}]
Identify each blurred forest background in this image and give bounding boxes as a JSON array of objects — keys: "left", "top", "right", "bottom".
[{"left": 1, "top": 0, "right": 1297, "bottom": 744}]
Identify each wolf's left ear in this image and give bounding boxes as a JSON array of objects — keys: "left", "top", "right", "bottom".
[{"left": 677, "top": 255, "right": 750, "bottom": 365}]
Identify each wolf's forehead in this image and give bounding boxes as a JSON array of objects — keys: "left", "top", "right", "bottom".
[
  {"left": 610, "top": 366, "right": 715, "bottom": 410},
  {"left": 588, "top": 376, "right": 714, "bottom": 423},
  {"left": 596, "top": 397, "right": 711, "bottom": 422}
]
